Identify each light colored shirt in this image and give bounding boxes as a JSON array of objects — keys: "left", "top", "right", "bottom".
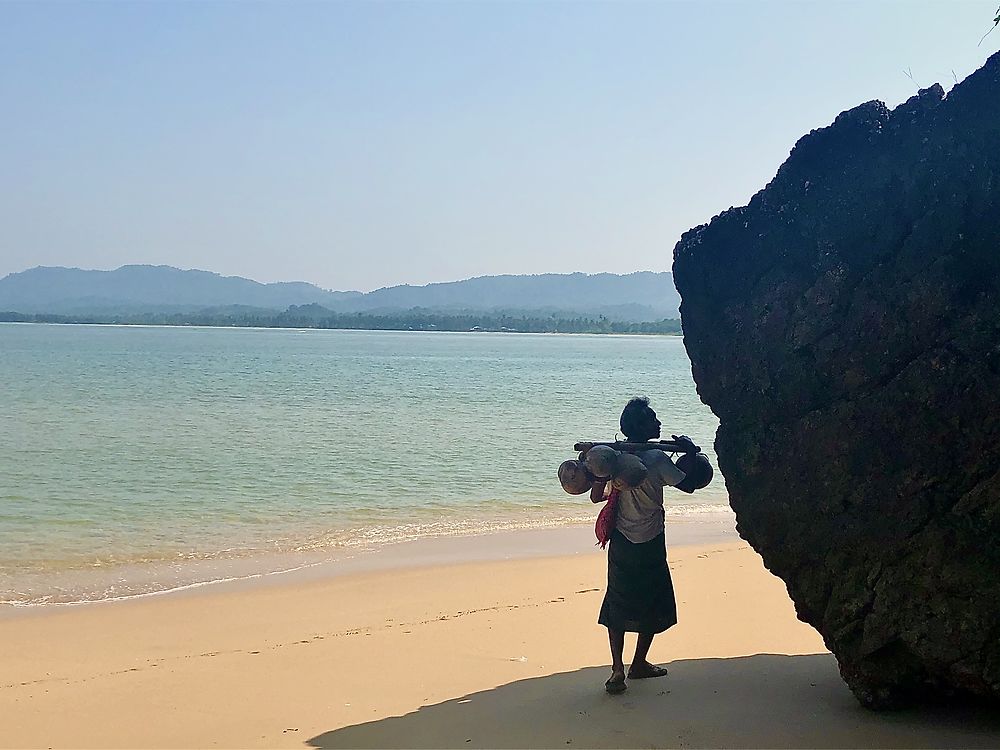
[{"left": 614, "top": 450, "right": 686, "bottom": 544}]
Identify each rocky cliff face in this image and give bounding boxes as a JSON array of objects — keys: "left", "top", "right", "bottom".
[{"left": 673, "top": 53, "right": 1000, "bottom": 708}]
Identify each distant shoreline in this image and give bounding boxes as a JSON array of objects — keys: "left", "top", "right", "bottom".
[{"left": 0, "top": 313, "right": 681, "bottom": 336}]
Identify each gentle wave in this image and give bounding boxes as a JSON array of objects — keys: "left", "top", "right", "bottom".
[
  {"left": 297, "top": 503, "right": 733, "bottom": 550},
  {"left": 0, "top": 505, "right": 735, "bottom": 607},
  {"left": 0, "top": 560, "right": 332, "bottom": 609}
]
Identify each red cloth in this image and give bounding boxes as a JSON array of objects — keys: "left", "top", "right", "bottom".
[{"left": 595, "top": 487, "right": 620, "bottom": 549}]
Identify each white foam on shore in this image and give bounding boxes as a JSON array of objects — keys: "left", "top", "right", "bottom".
[{"left": 0, "top": 508, "right": 738, "bottom": 612}]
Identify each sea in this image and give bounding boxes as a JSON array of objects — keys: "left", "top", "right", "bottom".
[{"left": 1, "top": 323, "right": 733, "bottom": 608}]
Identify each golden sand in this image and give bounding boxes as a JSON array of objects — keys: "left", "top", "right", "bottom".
[{"left": 2, "top": 536, "right": 998, "bottom": 748}]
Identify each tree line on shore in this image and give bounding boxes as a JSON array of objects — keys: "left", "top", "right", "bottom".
[{"left": 0, "top": 308, "right": 681, "bottom": 335}]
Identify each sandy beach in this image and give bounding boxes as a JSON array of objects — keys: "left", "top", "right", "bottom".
[{"left": 2, "top": 529, "right": 999, "bottom": 749}]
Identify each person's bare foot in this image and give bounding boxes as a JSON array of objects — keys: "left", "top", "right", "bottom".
[
  {"left": 605, "top": 670, "right": 627, "bottom": 694},
  {"left": 627, "top": 661, "right": 668, "bottom": 679}
]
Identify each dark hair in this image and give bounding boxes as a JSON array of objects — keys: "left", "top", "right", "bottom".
[{"left": 620, "top": 396, "right": 651, "bottom": 440}]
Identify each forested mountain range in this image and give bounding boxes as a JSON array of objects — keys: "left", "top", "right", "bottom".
[{"left": 0, "top": 265, "right": 680, "bottom": 321}]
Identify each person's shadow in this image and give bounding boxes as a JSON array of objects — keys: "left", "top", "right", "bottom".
[{"left": 308, "top": 653, "right": 1000, "bottom": 749}]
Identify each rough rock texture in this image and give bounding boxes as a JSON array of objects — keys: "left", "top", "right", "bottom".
[{"left": 673, "top": 53, "right": 1000, "bottom": 709}]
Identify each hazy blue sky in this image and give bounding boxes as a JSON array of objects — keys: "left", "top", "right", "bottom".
[{"left": 2, "top": 1, "right": 997, "bottom": 291}]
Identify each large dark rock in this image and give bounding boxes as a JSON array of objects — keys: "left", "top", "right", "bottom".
[{"left": 673, "top": 53, "right": 1000, "bottom": 709}]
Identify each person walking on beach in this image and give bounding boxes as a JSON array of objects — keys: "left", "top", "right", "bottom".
[{"left": 591, "top": 396, "right": 695, "bottom": 695}]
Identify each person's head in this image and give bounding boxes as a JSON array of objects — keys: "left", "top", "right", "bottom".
[{"left": 620, "top": 396, "right": 661, "bottom": 442}]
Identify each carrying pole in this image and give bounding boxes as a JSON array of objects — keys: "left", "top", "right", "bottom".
[{"left": 574, "top": 440, "right": 685, "bottom": 454}]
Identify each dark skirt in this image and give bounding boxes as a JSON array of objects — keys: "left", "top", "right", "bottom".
[{"left": 598, "top": 529, "right": 678, "bottom": 634}]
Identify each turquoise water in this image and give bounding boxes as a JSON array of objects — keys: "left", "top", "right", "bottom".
[{"left": 1, "top": 323, "right": 729, "bottom": 605}]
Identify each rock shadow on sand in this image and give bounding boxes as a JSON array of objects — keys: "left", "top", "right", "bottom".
[{"left": 308, "top": 653, "right": 1000, "bottom": 749}]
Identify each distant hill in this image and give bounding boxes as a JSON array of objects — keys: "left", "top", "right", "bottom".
[
  {"left": 0, "top": 265, "right": 680, "bottom": 321},
  {"left": 0, "top": 265, "right": 362, "bottom": 314},
  {"left": 352, "top": 272, "right": 678, "bottom": 319}
]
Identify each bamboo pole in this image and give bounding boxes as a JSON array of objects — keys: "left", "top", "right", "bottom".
[{"left": 573, "top": 440, "right": 685, "bottom": 454}]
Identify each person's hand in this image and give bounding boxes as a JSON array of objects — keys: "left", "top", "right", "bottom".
[{"left": 671, "top": 434, "right": 700, "bottom": 454}]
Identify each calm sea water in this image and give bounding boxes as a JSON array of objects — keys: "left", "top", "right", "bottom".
[{"left": 1, "top": 324, "right": 729, "bottom": 606}]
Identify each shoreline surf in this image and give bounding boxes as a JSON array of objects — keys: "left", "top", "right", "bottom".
[{"left": 0, "top": 510, "right": 737, "bottom": 616}]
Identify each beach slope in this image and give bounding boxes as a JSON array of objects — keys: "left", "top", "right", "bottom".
[{"left": 2, "top": 542, "right": 998, "bottom": 749}]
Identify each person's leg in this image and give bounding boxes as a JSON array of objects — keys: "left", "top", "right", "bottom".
[
  {"left": 628, "top": 632, "right": 669, "bottom": 679},
  {"left": 609, "top": 628, "right": 625, "bottom": 672},
  {"left": 632, "top": 632, "right": 654, "bottom": 665},
  {"left": 605, "top": 628, "right": 627, "bottom": 693}
]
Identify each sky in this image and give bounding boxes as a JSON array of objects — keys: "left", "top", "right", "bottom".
[{"left": 2, "top": 1, "right": 998, "bottom": 292}]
